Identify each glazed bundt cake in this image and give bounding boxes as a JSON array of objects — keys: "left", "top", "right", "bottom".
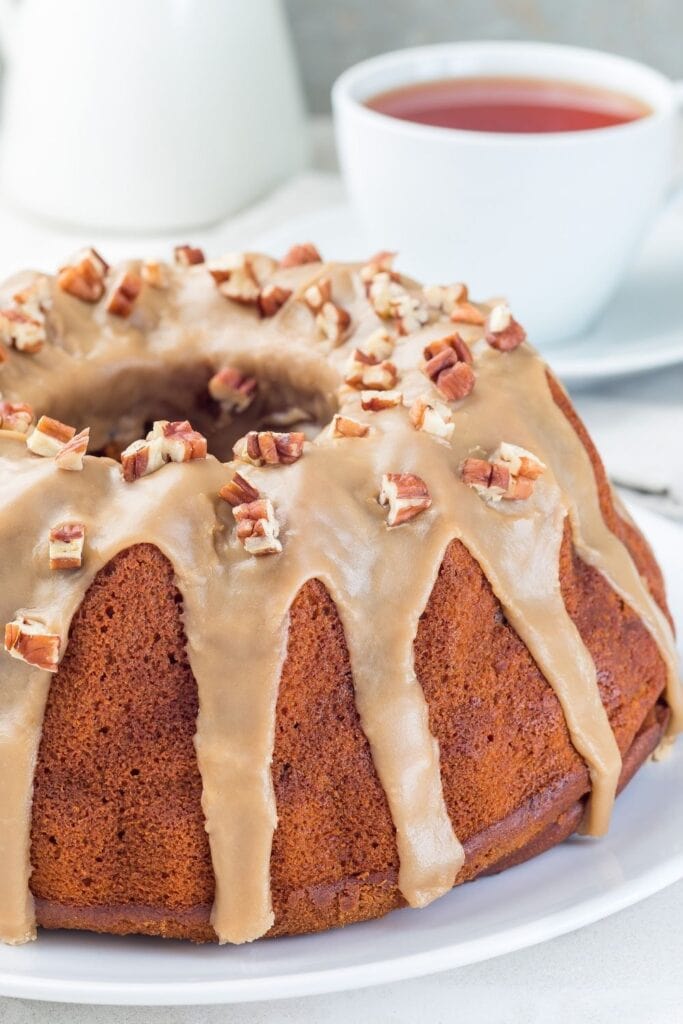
[{"left": 0, "top": 244, "right": 680, "bottom": 945}]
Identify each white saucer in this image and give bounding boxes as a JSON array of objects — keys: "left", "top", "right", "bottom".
[
  {"left": 0, "top": 501, "right": 681, "bottom": 1005},
  {"left": 250, "top": 199, "right": 683, "bottom": 387}
]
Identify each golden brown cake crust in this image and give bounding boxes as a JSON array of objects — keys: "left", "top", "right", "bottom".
[{"left": 29, "top": 374, "right": 672, "bottom": 942}]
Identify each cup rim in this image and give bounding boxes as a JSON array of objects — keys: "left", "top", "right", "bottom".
[{"left": 331, "top": 40, "right": 676, "bottom": 146}]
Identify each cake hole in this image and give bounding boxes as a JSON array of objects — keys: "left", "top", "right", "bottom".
[{"left": 70, "top": 361, "right": 338, "bottom": 465}]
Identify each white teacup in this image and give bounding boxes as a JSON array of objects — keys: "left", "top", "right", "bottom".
[
  {"left": 0, "top": 0, "right": 306, "bottom": 232},
  {"left": 333, "top": 42, "right": 683, "bottom": 345}
]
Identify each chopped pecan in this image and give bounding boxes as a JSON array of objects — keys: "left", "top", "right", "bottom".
[
  {"left": 303, "top": 276, "right": 332, "bottom": 313},
  {"left": 423, "top": 282, "right": 468, "bottom": 315},
  {"left": 206, "top": 253, "right": 245, "bottom": 285},
  {"left": 49, "top": 521, "right": 85, "bottom": 570},
  {"left": 493, "top": 441, "right": 546, "bottom": 480},
  {"left": 141, "top": 260, "right": 170, "bottom": 289},
  {"left": 219, "top": 265, "right": 260, "bottom": 306},
  {"left": 208, "top": 367, "right": 257, "bottom": 413},
  {"left": 54, "top": 428, "right": 90, "bottom": 471},
  {"left": 106, "top": 270, "right": 142, "bottom": 317},
  {"left": 233, "top": 498, "right": 282, "bottom": 556},
  {"left": 13, "top": 275, "right": 52, "bottom": 316},
  {"left": 434, "top": 361, "right": 476, "bottom": 401},
  {"left": 148, "top": 420, "right": 208, "bottom": 463},
  {"left": 345, "top": 348, "right": 398, "bottom": 391},
  {"left": 462, "top": 442, "right": 545, "bottom": 502},
  {"left": 27, "top": 416, "right": 76, "bottom": 458},
  {"left": 361, "top": 389, "right": 403, "bottom": 411},
  {"left": 363, "top": 326, "right": 395, "bottom": 361},
  {"left": 409, "top": 395, "right": 454, "bottom": 440},
  {"left": 331, "top": 414, "right": 370, "bottom": 438},
  {"left": 174, "top": 244, "right": 205, "bottom": 266},
  {"left": 485, "top": 303, "right": 527, "bottom": 351},
  {"left": 0, "top": 308, "right": 46, "bottom": 353},
  {"left": 121, "top": 420, "right": 207, "bottom": 481},
  {"left": 379, "top": 473, "right": 432, "bottom": 527},
  {"left": 424, "top": 344, "right": 475, "bottom": 401},
  {"left": 279, "top": 242, "right": 321, "bottom": 268},
  {"left": 316, "top": 301, "right": 351, "bottom": 346},
  {"left": 233, "top": 430, "right": 305, "bottom": 466},
  {"left": 4, "top": 615, "right": 60, "bottom": 672},
  {"left": 359, "top": 251, "right": 398, "bottom": 285},
  {"left": 368, "top": 273, "right": 429, "bottom": 334},
  {"left": 450, "top": 301, "right": 486, "bottom": 326},
  {"left": 120, "top": 436, "right": 166, "bottom": 482},
  {"left": 423, "top": 332, "right": 472, "bottom": 364},
  {"left": 219, "top": 470, "right": 260, "bottom": 507},
  {"left": 0, "top": 399, "right": 34, "bottom": 434},
  {"left": 259, "top": 283, "right": 292, "bottom": 317},
  {"left": 57, "top": 248, "right": 109, "bottom": 302}
]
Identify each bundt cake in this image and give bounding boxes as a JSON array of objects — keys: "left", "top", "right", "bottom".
[{"left": 0, "top": 244, "right": 680, "bottom": 946}]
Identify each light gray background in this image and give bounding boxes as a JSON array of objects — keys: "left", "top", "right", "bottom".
[{"left": 284, "top": 0, "right": 683, "bottom": 112}]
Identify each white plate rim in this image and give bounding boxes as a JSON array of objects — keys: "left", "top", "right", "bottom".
[{"left": 0, "top": 502, "right": 681, "bottom": 1006}]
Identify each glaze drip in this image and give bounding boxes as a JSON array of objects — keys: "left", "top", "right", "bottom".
[{"left": 0, "top": 254, "right": 679, "bottom": 945}]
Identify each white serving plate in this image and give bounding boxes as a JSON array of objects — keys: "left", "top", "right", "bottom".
[
  {"left": 1, "top": 502, "right": 681, "bottom": 1005},
  {"left": 250, "top": 198, "right": 683, "bottom": 387}
]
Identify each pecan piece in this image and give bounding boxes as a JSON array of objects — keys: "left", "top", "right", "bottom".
[
  {"left": 409, "top": 395, "right": 454, "bottom": 440},
  {"left": 57, "top": 248, "right": 109, "bottom": 302},
  {"left": 219, "top": 266, "right": 261, "bottom": 306},
  {"left": 233, "top": 430, "right": 305, "bottom": 466},
  {"left": 121, "top": 420, "right": 207, "bottom": 481},
  {"left": 259, "top": 283, "right": 292, "bottom": 317},
  {"left": 316, "top": 301, "right": 351, "bottom": 346},
  {"left": 368, "top": 273, "right": 428, "bottom": 334},
  {"left": 423, "top": 332, "right": 472, "bottom": 364},
  {"left": 106, "top": 270, "right": 142, "bottom": 317},
  {"left": 4, "top": 616, "right": 60, "bottom": 672},
  {"left": 379, "top": 473, "right": 432, "bottom": 527},
  {"left": 330, "top": 414, "right": 369, "bottom": 438},
  {"left": 303, "top": 276, "right": 332, "bottom": 313},
  {"left": 435, "top": 361, "right": 476, "bottom": 401},
  {"left": 208, "top": 367, "right": 257, "bottom": 413},
  {"left": 219, "top": 471, "right": 260, "bottom": 507},
  {"left": 345, "top": 349, "right": 398, "bottom": 391},
  {"left": 27, "top": 416, "right": 76, "bottom": 458},
  {"left": 363, "top": 326, "right": 395, "bottom": 361},
  {"left": 450, "top": 301, "right": 486, "bottom": 326},
  {"left": 54, "top": 428, "right": 90, "bottom": 471},
  {"left": 0, "top": 399, "right": 34, "bottom": 434},
  {"left": 493, "top": 442, "right": 546, "bottom": 481},
  {"left": 174, "top": 244, "right": 205, "bottom": 266},
  {"left": 361, "top": 390, "right": 403, "bottom": 411},
  {"left": 424, "top": 345, "right": 475, "bottom": 401},
  {"left": 141, "top": 260, "right": 170, "bottom": 289},
  {"left": 360, "top": 250, "right": 398, "bottom": 285},
  {"left": 233, "top": 498, "right": 282, "bottom": 556},
  {"left": 279, "top": 242, "right": 321, "bottom": 268},
  {"left": 423, "top": 282, "right": 468, "bottom": 315},
  {"left": 485, "top": 303, "right": 527, "bottom": 351},
  {"left": 462, "top": 443, "right": 545, "bottom": 502},
  {"left": 49, "top": 521, "right": 85, "bottom": 570},
  {"left": 120, "top": 437, "right": 166, "bottom": 482},
  {"left": 0, "top": 308, "right": 46, "bottom": 353},
  {"left": 148, "top": 420, "right": 208, "bottom": 463}
]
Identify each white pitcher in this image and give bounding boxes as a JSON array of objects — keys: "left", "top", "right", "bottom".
[{"left": 0, "top": 0, "right": 306, "bottom": 231}]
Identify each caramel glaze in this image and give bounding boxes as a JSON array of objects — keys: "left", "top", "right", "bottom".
[{"left": 0, "top": 256, "right": 680, "bottom": 945}]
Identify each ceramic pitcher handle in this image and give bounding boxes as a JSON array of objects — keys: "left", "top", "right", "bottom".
[{"left": 0, "top": 0, "right": 16, "bottom": 59}]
